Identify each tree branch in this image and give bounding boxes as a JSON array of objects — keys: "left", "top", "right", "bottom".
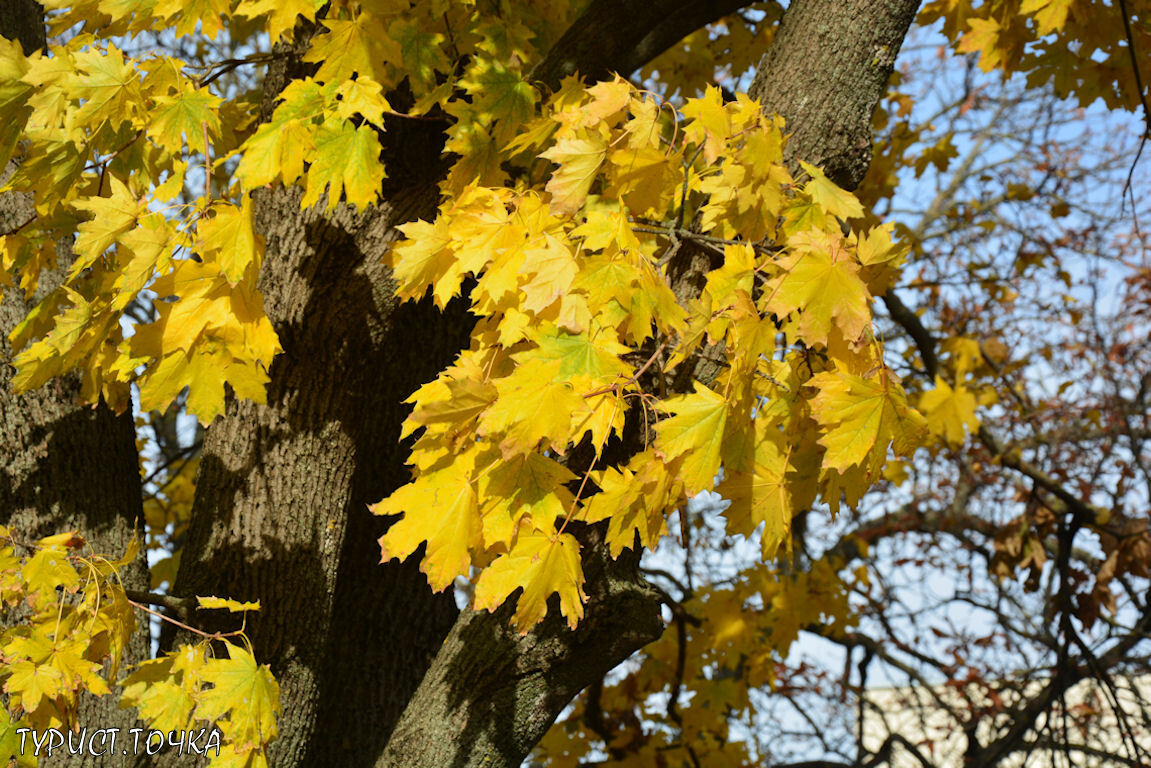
[
  {"left": 377, "top": 524, "right": 663, "bottom": 768},
  {"left": 530, "top": 0, "right": 753, "bottom": 90}
]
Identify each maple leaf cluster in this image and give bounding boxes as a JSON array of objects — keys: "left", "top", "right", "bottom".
[
  {"left": 0, "top": 528, "right": 279, "bottom": 768},
  {"left": 375, "top": 80, "right": 929, "bottom": 632}
]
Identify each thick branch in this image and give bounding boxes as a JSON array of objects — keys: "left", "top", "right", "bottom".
[
  {"left": 530, "top": 0, "right": 751, "bottom": 90},
  {"left": 377, "top": 525, "right": 663, "bottom": 768}
]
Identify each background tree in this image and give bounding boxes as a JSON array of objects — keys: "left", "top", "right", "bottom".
[{"left": 0, "top": 2, "right": 1148, "bottom": 768}]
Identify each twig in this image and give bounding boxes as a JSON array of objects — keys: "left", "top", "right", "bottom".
[{"left": 124, "top": 589, "right": 196, "bottom": 619}]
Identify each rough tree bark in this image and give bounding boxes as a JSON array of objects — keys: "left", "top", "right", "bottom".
[
  {"left": 749, "top": 0, "right": 921, "bottom": 191},
  {"left": 2, "top": 1, "right": 923, "bottom": 766},
  {"left": 0, "top": 4, "right": 151, "bottom": 766}
]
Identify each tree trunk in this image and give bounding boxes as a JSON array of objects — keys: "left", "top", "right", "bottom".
[
  {"left": 749, "top": 0, "right": 922, "bottom": 191},
  {"left": 1, "top": 6, "right": 151, "bottom": 766},
  {"left": 159, "top": 180, "right": 470, "bottom": 766}
]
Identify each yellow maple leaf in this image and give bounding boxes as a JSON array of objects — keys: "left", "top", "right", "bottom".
[
  {"left": 197, "top": 596, "right": 262, "bottom": 612},
  {"left": 122, "top": 677, "right": 195, "bottom": 736},
  {"left": 22, "top": 545, "right": 79, "bottom": 596},
  {"left": 810, "top": 369, "right": 927, "bottom": 474},
  {"left": 154, "top": 0, "right": 230, "bottom": 37},
  {"left": 460, "top": 57, "right": 538, "bottom": 146},
  {"left": 115, "top": 213, "right": 175, "bottom": 310},
  {"left": 719, "top": 423, "right": 793, "bottom": 556},
  {"left": 1021, "top": 0, "right": 1073, "bottom": 36},
  {"left": 374, "top": 450, "right": 482, "bottom": 591},
  {"left": 150, "top": 86, "right": 222, "bottom": 154},
  {"left": 234, "top": 0, "right": 318, "bottom": 43},
  {"left": 655, "top": 382, "right": 728, "bottom": 494},
  {"left": 798, "top": 160, "right": 864, "bottom": 220},
  {"left": 303, "top": 14, "right": 398, "bottom": 85},
  {"left": 680, "top": 85, "right": 731, "bottom": 164},
  {"left": 473, "top": 529, "right": 586, "bottom": 632},
  {"left": 4, "top": 660, "right": 63, "bottom": 714},
  {"left": 196, "top": 642, "right": 280, "bottom": 751},
  {"left": 71, "top": 176, "right": 144, "bottom": 275},
  {"left": 519, "top": 233, "right": 578, "bottom": 314},
  {"left": 582, "top": 451, "right": 676, "bottom": 557},
  {"left": 539, "top": 132, "right": 607, "bottom": 215},
  {"left": 478, "top": 451, "right": 576, "bottom": 549},
  {"left": 301, "top": 118, "right": 385, "bottom": 211},
  {"left": 479, "top": 358, "right": 587, "bottom": 457},
  {"left": 763, "top": 231, "right": 872, "bottom": 345},
  {"left": 197, "top": 196, "right": 262, "bottom": 285},
  {"left": 958, "top": 16, "right": 1006, "bottom": 72},
  {"left": 919, "top": 376, "right": 979, "bottom": 445},
  {"left": 70, "top": 44, "right": 142, "bottom": 129}
]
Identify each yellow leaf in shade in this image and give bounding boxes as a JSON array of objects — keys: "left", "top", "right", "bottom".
[
  {"left": 810, "top": 369, "right": 927, "bottom": 474},
  {"left": 154, "top": 0, "right": 230, "bottom": 37},
  {"left": 479, "top": 358, "right": 587, "bottom": 457},
  {"left": 605, "top": 144, "right": 678, "bottom": 216},
  {"left": 196, "top": 642, "right": 280, "bottom": 751},
  {"left": 582, "top": 450, "right": 677, "bottom": 556},
  {"left": 473, "top": 529, "right": 586, "bottom": 632},
  {"left": 374, "top": 449, "right": 482, "bottom": 591},
  {"left": 763, "top": 231, "right": 871, "bottom": 345},
  {"left": 539, "top": 132, "right": 607, "bottom": 215},
  {"left": 22, "top": 546, "right": 79, "bottom": 595},
  {"left": 197, "top": 596, "right": 262, "bottom": 612},
  {"left": 197, "top": 196, "right": 262, "bottom": 284},
  {"left": 1021, "top": 0, "right": 1073, "bottom": 35},
  {"left": 49, "top": 638, "right": 110, "bottom": 695},
  {"left": 302, "top": 118, "right": 385, "bottom": 211},
  {"left": 680, "top": 85, "right": 731, "bottom": 164},
  {"left": 460, "top": 57, "right": 538, "bottom": 145},
  {"left": 389, "top": 17, "right": 450, "bottom": 91},
  {"left": 957, "top": 16, "right": 1005, "bottom": 72},
  {"left": 71, "top": 176, "right": 144, "bottom": 275},
  {"left": 798, "top": 160, "right": 864, "bottom": 220},
  {"left": 0, "top": 708, "right": 37, "bottom": 768},
  {"left": 719, "top": 423, "right": 793, "bottom": 557},
  {"left": 150, "top": 87, "right": 222, "bottom": 154},
  {"left": 121, "top": 677, "right": 195, "bottom": 735},
  {"left": 581, "top": 77, "right": 633, "bottom": 124},
  {"left": 655, "top": 382, "right": 728, "bottom": 494},
  {"left": 919, "top": 376, "right": 979, "bottom": 445}
]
